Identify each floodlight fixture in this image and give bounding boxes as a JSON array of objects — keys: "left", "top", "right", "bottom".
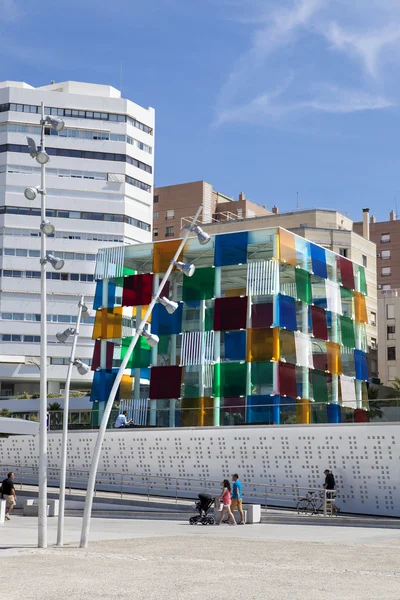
[
  {"left": 174, "top": 261, "right": 196, "bottom": 278},
  {"left": 26, "top": 136, "right": 49, "bottom": 164},
  {"left": 24, "top": 186, "right": 40, "bottom": 201},
  {"left": 40, "top": 220, "right": 55, "bottom": 236},
  {"left": 73, "top": 359, "right": 90, "bottom": 375},
  {"left": 45, "top": 253, "right": 65, "bottom": 270},
  {"left": 56, "top": 328, "right": 76, "bottom": 343},
  {"left": 157, "top": 296, "right": 179, "bottom": 315},
  {"left": 141, "top": 329, "right": 159, "bottom": 348},
  {"left": 44, "top": 115, "right": 65, "bottom": 132},
  {"left": 190, "top": 224, "right": 211, "bottom": 246}
]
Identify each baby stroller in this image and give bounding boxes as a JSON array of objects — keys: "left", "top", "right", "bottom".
[{"left": 189, "top": 493, "right": 215, "bottom": 525}]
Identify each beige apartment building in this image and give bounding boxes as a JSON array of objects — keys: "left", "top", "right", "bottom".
[
  {"left": 354, "top": 210, "right": 400, "bottom": 385},
  {"left": 153, "top": 181, "right": 271, "bottom": 241}
]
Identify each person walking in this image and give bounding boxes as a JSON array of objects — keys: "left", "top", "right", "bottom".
[
  {"left": 218, "top": 479, "right": 236, "bottom": 525},
  {"left": 231, "top": 473, "right": 245, "bottom": 525},
  {"left": 323, "top": 469, "right": 336, "bottom": 498},
  {"left": 1, "top": 472, "right": 16, "bottom": 521}
]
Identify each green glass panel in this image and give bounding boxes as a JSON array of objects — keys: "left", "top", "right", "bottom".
[
  {"left": 340, "top": 315, "right": 355, "bottom": 348},
  {"left": 183, "top": 365, "right": 213, "bottom": 398},
  {"left": 295, "top": 268, "right": 312, "bottom": 303},
  {"left": 158, "top": 334, "right": 170, "bottom": 356},
  {"left": 250, "top": 362, "right": 274, "bottom": 386},
  {"left": 312, "top": 369, "right": 328, "bottom": 403},
  {"left": 123, "top": 266, "right": 135, "bottom": 276},
  {"left": 213, "top": 362, "right": 246, "bottom": 397},
  {"left": 121, "top": 336, "right": 151, "bottom": 369},
  {"left": 359, "top": 267, "right": 367, "bottom": 296},
  {"left": 182, "top": 267, "right": 215, "bottom": 302},
  {"left": 340, "top": 286, "right": 353, "bottom": 300},
  {"left": 204, "top": 306, "right": 214, "bottom": 331}
]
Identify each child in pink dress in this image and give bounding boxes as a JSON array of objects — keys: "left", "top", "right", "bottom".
[{"left": 219, "top": 479, "right": 236, "bottom": 525}]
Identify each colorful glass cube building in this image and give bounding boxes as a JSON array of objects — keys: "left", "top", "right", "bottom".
[{"left": 90, "top": 227, "right": 369, "bottom": 427}]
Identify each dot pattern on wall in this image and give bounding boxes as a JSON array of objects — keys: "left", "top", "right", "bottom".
[
  {"left": 0, "top": 424, "right": 398, "bottom": 517},
  {"left": 90, "top": 227, "right": 370, "bottom": 426}
]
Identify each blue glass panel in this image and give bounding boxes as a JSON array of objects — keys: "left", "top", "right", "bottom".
[
  {"left": 310, "top": 243, "right": 327, "bottom": 279},
  {"left": 90, "top": 369, "right": 118, "bottom": 403},
  {"left": 214, "top": 231, "right": 248, "bottom": 267},
  {"left": 151, "top": 302, "right": 183, "bottom": 335},
  {"left": 327, "top": 403, "right": 341, "bottom": 424},
  {"left": 278, "top": 294, "right": 297, "bottom": 331},
  {"left": 246, "top": 395, "right": 280, "bottom": 424},
  {"left": 93, "top": 280, "right": 116, "bottom": 310},
  {"left": 224, "top": 331, "right": 246, "bottom": 361},
  {"left": 354, "top": 349, "right": 368, "bottom": 380}
]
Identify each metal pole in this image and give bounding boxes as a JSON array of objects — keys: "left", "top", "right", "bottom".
[
  {"left": 57, "top": 295, "right": 84, "bottom": 546},
  {"left": 80, "top": 206, "right": 203, "bottom": 548},
  {"left": 38, "top": 102, "right": 48, "bottom": 549}
]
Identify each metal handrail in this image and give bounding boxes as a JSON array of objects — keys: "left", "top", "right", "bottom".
[{"left": 0, "top": 463, "right": 336, "bottom": 513}]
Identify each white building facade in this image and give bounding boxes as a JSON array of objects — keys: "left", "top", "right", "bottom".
[{"left": 0, "top": 80, "right": 154, "bottom": 396}]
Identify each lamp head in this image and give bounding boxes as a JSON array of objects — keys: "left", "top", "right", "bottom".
[
  {"left": 24, "top": 186, "right": 39, "bottom": 201},
  {"left": 191, "top": 224, "right": 211, "bottom": 246},
  {"left": 141, "top": 329, "right": 159, "bottom": 348},
  {"left": 73, "top": 359, "right": 90, "bottom": 375},
  {"left": 45, "top": 115, "right": 65, "bottom": 132},
  {"left": 40, "top": 220, "right": 55, "bottom": 236},
  {"left": 157, "top": 296, "right": 179, "bottom": 315},
  {"left": 80, "top": 303, "right": 93, "bottom": 319},
  {"left": 56, "top": 328, "right": 75, "bottom": 343},
  {"left": 174, "top": 261, "right": 196, "bottom": 278},
  {"left": 36, "top": 150, "right": 50, "bottom": 165},
  {"left": 46, "top": 253, "right": 64, "bottom": 270}
]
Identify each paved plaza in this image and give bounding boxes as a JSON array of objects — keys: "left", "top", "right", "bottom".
[{"left": 1, "top": 516, "right": 400, "bottom": 599}]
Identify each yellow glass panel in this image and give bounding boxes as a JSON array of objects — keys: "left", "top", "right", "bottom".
[
  {"left": 279, "top": 229, "right": 297, "bottom": 266},
  {"left": 153, "top": 239, "right": 183, "bottom": 273},
  {"left": 326, "top": 341, "right": 342, "bottom": 375},
  {"left": 133, "top": 305, "right": 151, "bottom": 323},
  {"left": 181, "top": 397, "right": 213, "bottom": 427},
  {"left": 225, "top": 288, "right": 246, "bottom": 298},
  {"left": 273, "top": 327, "right": 280, "bottom": 361},
  {"left": 247, "top": 328, "right": 274, "bottom": 362},
  {"left": 296, "top": 399, "right": 311, "bottom": 424},
  {"left": 279, "top": 329, "right": 295, "bottom": 363},
  {"left": 92, "top": 307, "right": 123, "bottom": 340},
  {"left": 354, "top": 292, "right": 368, "bottom": 323},
  {"left": 120, "top": 374, "right": 133, "bottom": 399}
]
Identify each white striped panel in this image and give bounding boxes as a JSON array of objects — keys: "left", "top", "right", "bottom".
[
  {"left": 281, "top": 282, "right": 297, "bottom": 298},
  {"left": 180, "top": 331, "right": 214, "bottom": 366},
  {"left": 120, "top": 397, "right": 149, "bottom": 425},
  {"left": 247, "top": 260, "right": 278, "bottom": 296},
  {"left": 95, "top": 245, "right": 125, "bottom": 280}
]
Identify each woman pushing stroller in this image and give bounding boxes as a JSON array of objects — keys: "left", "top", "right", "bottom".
[{"left": 218, "top": 479, "right": 236, "bottom": 526}]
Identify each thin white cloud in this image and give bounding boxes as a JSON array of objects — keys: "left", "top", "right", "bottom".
[{"left": 216, "top": 0, "right": 399, "bottom": 126}]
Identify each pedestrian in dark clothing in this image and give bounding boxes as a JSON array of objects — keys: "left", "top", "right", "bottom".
[
  {"left": 1, "top": 472, "right": 16, "bottom": 520},
  {"left": 323, "top": 469, "right": 335, "bottom": 499}
]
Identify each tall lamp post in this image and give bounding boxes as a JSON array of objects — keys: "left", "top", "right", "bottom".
[
  {"left": 80, "top": 206, "right": 210, "bottom": 548},
  {"left": 55, "top": 296, "right": 91, "bottom": 546},
  {"left": 24, "top": 103, "right": 65, "bottom": 548}
]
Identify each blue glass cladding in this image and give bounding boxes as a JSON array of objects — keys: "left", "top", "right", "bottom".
[
  {"left": 246, "top": 395, "right": 280, "bottom": 424},
  {"left": 310, "top": 243, "right": 327, "bottom": 279},
  {"left": 93, "top": 280, "right": 116, "bottom": 310},
  {"left": 90, "top": 369, "right": 119, "bottom": 403},
  {"left": 354, "top": 349, "right": 368, "bottom": 381},
  {"left": 327, "top": 403, "right": 341, "bottom": 424},
  {"left": 214, "top": 232, "right": 248, "bottom": 267},
  {"left": 224, "top": 331, "right": 246, "bottom": 361},
  {"left": 151, "top": 302, "right": 183, "bottom": 335},
  {"left": 278, "top": 294, "right": 297, "bottom": 331}
]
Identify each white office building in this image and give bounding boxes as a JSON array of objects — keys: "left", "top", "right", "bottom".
[{"left": 0, "top": 80, "right": 154, "bottom": 396}]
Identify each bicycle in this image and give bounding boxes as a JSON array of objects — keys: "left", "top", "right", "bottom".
[{"left": 296, "top": 490, "right": 340, "bottom": 516}]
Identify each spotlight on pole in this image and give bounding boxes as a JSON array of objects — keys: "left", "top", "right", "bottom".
[
  {"left": 189, "top": 224, "right": 211, "bottom": 246},
  {"left": 56, "top": 328, "right": 76, "bottom": 343},
  {"left": 141, "top": 329, "right": 159, "bottom": 348},
  {"left": 24, "top": 186, "right": 40, "bottom": 201},
  {"left": 81, "top": 303, "right": 93, "bottom": 319},
  {"left": 174, "top": 261, "right": 196, "bottom": 278},
  {"left": 26, "top": 137, "right": 50, "bottom": 165},
  {"left": 40, "top": 220, "right": 55, "bottom": 236},
  {"left": 157, "top": 296, "right": 179, "bottom": 315},
  {"left": 45, "top": 253, "right": 65, "bottom": 271},
  {"left": 44, "top": 115, "right": 65, "bottom": 132},
  {"left": 73, "top": 359, "right": 90, "bottom": 375}
]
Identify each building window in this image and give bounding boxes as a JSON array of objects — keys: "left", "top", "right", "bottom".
[
  {"left": 388, "top": 365, "right": 397, "bottom": 381},
  {"left": 381, "top": 266, "right": 391, "bottom": 277},
  {"left": 381, "top": 249, "right": 391, "bottom": 260},
  {"left": 381, "top": 233, "right": 390, "bottom": 243},
  {"left": 154, "top": 195, "right": 159, "bottom": 203},
  {"left": 382, "top": 284, "right": 391, "bottom": 291},
  {"left": 165, "top": 226, "right": 174, "bottom": 237},
  {"left": 370, "top": 312, "right": 376, "bottom": 326},
  {"left": 339, "top": 248, "right": 348, "bottom": 257},
  {"left": 387, "top": 346, "right": 396, "bottom": 361},
  {"left": 362, "top": 255, "right": 367, "bottom": 267},
  {"left": 387, "top": 304, "right": 395, "bottom": 319},
  {"left": 387, "top": 325, "right": 396, "bottom": 340},
  {"left": 153, "top": 228, "right": 158, "bottom": 237},
  {"left": 370, "top": 337, "right": 377, "bottom": 350},
  {"left": 166, "top": 210, "right": 175, "bottom": 221}
]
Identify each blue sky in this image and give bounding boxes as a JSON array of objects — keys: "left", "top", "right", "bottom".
[{"left": 1, "top": 0, "right": 400, "bottom": 222}]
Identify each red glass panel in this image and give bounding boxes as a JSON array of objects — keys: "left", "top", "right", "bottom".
[
  {"left": 214, "top": 296, "right": 247, "bottom": 331},
  {"left": 311, "top": 305, "right": 328, "bottom": 340},
  {"left": 251, "top": 302, "right": 273, "bottom": 328},
  {"left": 338, "top": 256, "right": 355, "bottom": 290},
  {"left": 91, "top": 340, "right": 114, "bottom": 371},
  {"left": 279, "top": 362, "right": 297, "bottom": 397},
  {"left": 149, "top": 365, "right": 183, "bottom": 399},
  {"left": 122, "top": 273, "right": 153, "bottom": 306}
]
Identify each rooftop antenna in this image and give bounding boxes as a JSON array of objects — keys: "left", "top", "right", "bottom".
[
  {"left": 395, "top": 196, "right": 398, "bottom": 219},
  {"left": 120, "top": 61, "right": 123, "bottom": 95},
  {"left": 296, "top": 191, "right": 299, "bottom": 210}
]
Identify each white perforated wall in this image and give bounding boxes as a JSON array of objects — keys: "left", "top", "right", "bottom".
[{"left": 0, "top": 423, "right": 398, "bottom": 516}]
